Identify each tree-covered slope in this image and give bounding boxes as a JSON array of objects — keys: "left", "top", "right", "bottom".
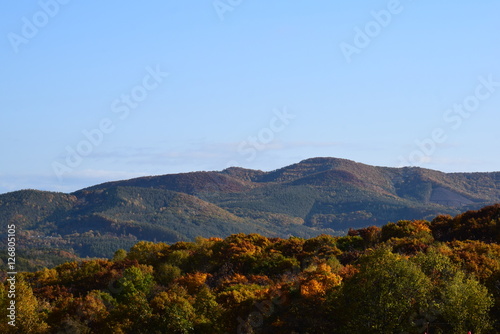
[
  {"left": 1, "top": 157, "right": 500, "bottom": 269},
  {"left": 3, "top": 204, "right": 500, "bottom": 333}
]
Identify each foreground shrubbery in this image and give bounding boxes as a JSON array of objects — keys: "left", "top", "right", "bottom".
[{"left": 1, "top": 205, "right": 500, "bottom": 333}]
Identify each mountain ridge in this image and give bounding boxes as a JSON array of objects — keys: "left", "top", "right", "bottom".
[{"left": 1, "top": 157, "right": 500, "bottom": 269}]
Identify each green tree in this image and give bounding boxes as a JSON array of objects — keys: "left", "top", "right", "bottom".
[
  {"left": 193, "top": 285, "right": 224, "bottom": 333},
  {"left": 116, "top": 265, "right": 154, "bottom": 301},
  {"left": 436, "top": 271, "right": 493, "bottom": 333},
  {"left": 155, "top": 263, "right": 182, "bottom": 286},
  {"left": 106, "top": 292, "right": 152, "bottom": 334},
  {"left": 113, "top": 249, "right": 127, "bottom": 261},
  {"left": 127, "top": 241, "right": 170, "bottom": 266},
  {"left": 334, "top": 248, "right": 432, "bottom": 333},
  {"left": 150, "top": 287, "right": 196, "bottom": 334}
]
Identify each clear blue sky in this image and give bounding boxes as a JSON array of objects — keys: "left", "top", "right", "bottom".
[{"left": 1, "top": 1, "right": 499, "bottom": 194}]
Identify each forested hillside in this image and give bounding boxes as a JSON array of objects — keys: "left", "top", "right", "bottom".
[
  {"left": 1, "top": 157, "right": 500, "bottom": 270},
  {"left": 2, "top": 204, "right": 499, "bottom": 333}
]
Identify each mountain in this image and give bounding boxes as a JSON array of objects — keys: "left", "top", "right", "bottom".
[{"left": 1, "top": 157, "right": 500, "bottom": 269}]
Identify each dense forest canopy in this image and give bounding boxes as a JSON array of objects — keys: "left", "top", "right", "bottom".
[{"left": 1, "top": 204, "right": 500, "bottom": 333}]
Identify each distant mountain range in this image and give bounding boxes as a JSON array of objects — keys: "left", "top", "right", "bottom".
[{"left": 1, "top": 157, "right": 500, "bottom": 270}]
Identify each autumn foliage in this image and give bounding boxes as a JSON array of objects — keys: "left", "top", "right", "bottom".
[{"left": 1, "top": 204, "right": 500, "bottom": 333}]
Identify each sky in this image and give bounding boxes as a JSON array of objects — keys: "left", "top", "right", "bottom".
[{"left": 1, "top": 0, "right": 499, "bottom": 194}]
